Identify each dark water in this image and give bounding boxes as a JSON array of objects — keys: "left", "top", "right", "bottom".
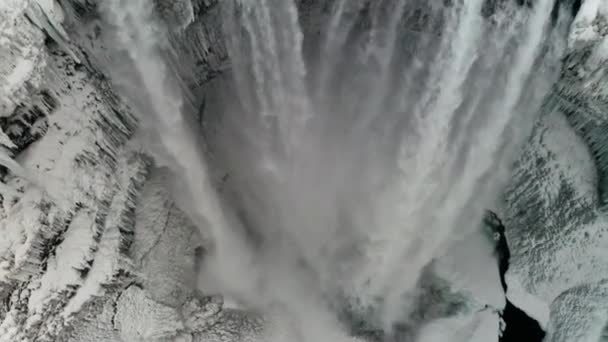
[{"left": 501, "top": 301, "right": 546, "bottom": 342}]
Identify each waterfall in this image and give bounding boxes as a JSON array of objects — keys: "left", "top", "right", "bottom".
[
  {"left": 101, "top": 0, "right": 564, "bottom": 340},
  {"left": 220, "top": 0, "right": 561, "bottom": 335}
]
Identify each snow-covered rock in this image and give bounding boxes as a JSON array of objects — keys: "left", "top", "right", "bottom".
[
  {"left": 568, "top": 0, "right": 608, "bottom": 49},
  {"left": 0, "top": 1, "right": 47, "bottom": 119},
  {"left": 544, "top": 281, "right": 608, "bottom": 342},
  {"left": 503, "top": 0, "right": 608, "bottom": 339}
]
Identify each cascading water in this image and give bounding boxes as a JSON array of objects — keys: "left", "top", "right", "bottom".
[{"left": 100, "top": 0, "right": 568, "bottom": 340}]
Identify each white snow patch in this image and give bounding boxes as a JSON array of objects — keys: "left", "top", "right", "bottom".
[
  {"left": 540, "top": 109, "right": 597, "bottom": 203},
  {"left": 434, "top": 230, "right": 506, "bottom": 311},
  {"left": 27, "top": 211, "right": 97, "bottom": 312},
  {"left": 0, "top": 188, "right": 52, "bottom": 283},
  {"left": 0, "top": 0, "right": 29, "bottom": 40},
  {"left": 3, "top": 58, "right": 35, "bottom": 95},
  {"left": 416, "top": 310, "right": 500, "bottom": 342},
  {"left": 63, "top": 156, "right": 146, "bottom": 317},
  {"left": 114, "top": 286, "right": 185, "bottom": 342},
  {"left": 506, "top": 109, "right": 608, "bottom": 322},
  {"left": 544, "top": 283, "right": 608, "bottom": 342},
  {"left": 62, "top": 222, "right": 123, "bottom": 316},
  {"left": 568, "top": 0, "right": 608, "bottom": 48},
  {"left": 505, "top": 274, "right": 551, "bottom": 329},
  {"left": 17, "top": 68, "right": 111, "bottom": 210},
  {"left": 0, "top": 127, "right": 16, "bottom": 149},
  {"left": 26, "top": 0, "right": 79, "bottom": 62},
  {"left": 34, "top": 0, "right": 65, "bottom": 24},
  {"left": 587, "top": 34, "right": 608, "bottom": 67}
]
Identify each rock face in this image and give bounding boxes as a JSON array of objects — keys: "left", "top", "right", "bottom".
[
  {"left": 0, "top": 1, "right": 275, "bottom": 341},
  {"left": 0, "top": 1, "right": 225, "bottom": 341},
  {"left": 0, "top": 2, "right": 150, "bottom": 341},
  {"left": 0, "top": 0, "right": 606, "bottom": 341}
]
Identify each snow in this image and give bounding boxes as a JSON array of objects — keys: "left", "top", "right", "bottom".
[
  {"left": 27, "top": 211, "right": 97, "bottom": 313},
  {"left": 0, "top": 147, "right": 22, "bottom": 177},
  {"left": 505, "top": 275, "right": 551, "bottom": 329},
  {"left": 588, "top": 34, "right": 608, "bottom": 66},
  {"left": 415, "top": 310, "right": 500, "bottom": 342},
  {"left": 0, "top": 0, "right": 75, "bottom": 119},
  {"left": 0, "top": 0, "right": 29, "bottom": 36},
  {"left": 137, "top": 201, "right": 201, "bottom": 306},
  {"left": 64, "top": 299, "right": 122, "bottom": 342},
  {"left": 503, "top": 108, "right": 608, "bottom": 329},
  {"left": 114, "top": 286, "right": 185, "bottom": 342},
  {"left": 26, "top": 0, "right": 79, "bottom": 63},
  {"left": 569, "top": 0, "right": 602, "bottom": 47},
  {"left": 62, "top": 154, "right": 147, "bottom": 317},
  {"left": 3, "top": 59, "right": 36, "bottom": 98},
  {"left": 155, "top": 0, "right": 195, "bottom": 30},
  {"left": 540, "top": 108, "right": 598, "bottom": 203},
  {"left": 0, "top": 3, "right": 146, "bottom": 339},
  {"left": 15, "top": 54, "right": 115, "bottom": 210},
  {"left": 504, "top": 106, "right": 608, "bottom": 339},
  {"left": 0, "top": 188, "right": 51, "bottom": 282},
  {"left": 433, "top": 230, "right": 506, "bottom": 311},
  {"left": 130, "top": 169, "right": 173, "bottom": 267},
  {"left": 544, "top": 281, "right": 608, "bottom": 342},
  {"left": 568, "top": 0, "right": 608, "bottom": 48}
]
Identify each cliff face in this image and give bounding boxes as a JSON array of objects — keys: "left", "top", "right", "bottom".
[
  {"left": 503, "top": 1, "right": 608, "bottom": 340},
  {"left": 0, "top": 1, "right": 147, "bottom": 341},
  {"left": 0, "top": 1, "right": 606, "bottom": 342},
  {"left": 0, "top": 1, "right": 274, "bottom": 341}
]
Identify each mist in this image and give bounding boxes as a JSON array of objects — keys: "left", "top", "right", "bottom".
[{"left": 97, "top": 0, "right": 567, "bottom": 340}]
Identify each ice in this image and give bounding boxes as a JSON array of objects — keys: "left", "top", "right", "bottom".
[
  {"left": 544, "top": 282, "right": 608, "bottom": 342},
  {"left": 569, "top": 0, "right": 608, "bottom": 48},
  {"left": 505, "top": 276, "right": 551, "bottom": 329},
  {"left": 27, "top": 212, "right": 97, "bottom": 312},
  {"left": 26, "top": 0, "right": 79, "bottom": 62}
]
